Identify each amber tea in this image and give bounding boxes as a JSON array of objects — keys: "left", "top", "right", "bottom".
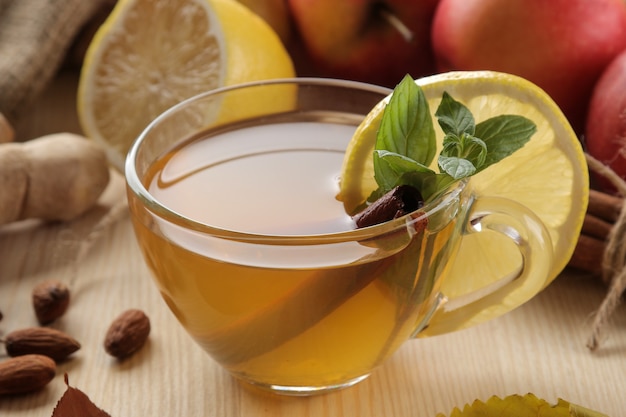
[
  {"left": 131, "top": 113, "right": 462, "bottom": 391},
  {"left": 126, "top": 79, "right": 554, "bottom": 395}
]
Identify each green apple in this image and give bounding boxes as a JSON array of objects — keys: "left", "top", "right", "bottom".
[
  {"left": 431, "top": 0, "right": 626, "bottom": 133},
  {"left": 287, "top": 0, "right": 440, "bottom": 87}
]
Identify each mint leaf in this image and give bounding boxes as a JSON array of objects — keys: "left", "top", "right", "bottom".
[
  {"left": 435, "top": 91, "right": 475, "bottom": 136},
  {"left": 475, "top": 114, "right": 537, "bottom": 171},
  {"left": 438, "top": 155, "right": 476, "bottom": 179},
  {"left": 370, "top": 75, "right": 535, "bottom": 205},
  {"left": 440, "top": 132, "right": 488, "bottom": 170}
]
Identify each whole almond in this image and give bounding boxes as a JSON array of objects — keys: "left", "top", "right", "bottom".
[
  {"left": 5, "top": 327, "right": 81, "bottom": 362},
  {"left": 104, "top": 309, "right": 150, "bottom": 359},
  {"left": 0, "top": 354, "right": 56, "bottom": 396},
  {"left": 32, "top": 279, "right": 70, "bottom": 324}
]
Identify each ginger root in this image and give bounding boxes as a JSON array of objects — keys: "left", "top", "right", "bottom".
[
  {"left": 0, "top": 112, "right": 14, "bottom": 143},
  {"left": 0, "top": 133, "right": 110, "bottom": 225}
]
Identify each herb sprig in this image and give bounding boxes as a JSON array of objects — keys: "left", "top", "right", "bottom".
[{"left": 370, "top": 74, "right": 537, "bottom": 203}]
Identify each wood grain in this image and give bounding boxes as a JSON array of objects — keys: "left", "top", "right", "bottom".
[{"left": 1, "top": 70, "right": 625, "bottom": 417}]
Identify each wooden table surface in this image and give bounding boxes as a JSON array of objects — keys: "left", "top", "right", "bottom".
[{"left": 1, "top": 69, "right": 625, "bottom": 416}]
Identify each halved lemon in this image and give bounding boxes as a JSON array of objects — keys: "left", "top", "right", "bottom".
[
  {"left": 338, "top": 71, "right": 588, "bottom": 301},
  {"left": 77, "top": 0, "right": 295, "bottom": 170}
]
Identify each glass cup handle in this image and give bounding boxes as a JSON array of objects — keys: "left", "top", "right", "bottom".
[{"left": 419, "top": 195, "right": 554, "bottom": 337}]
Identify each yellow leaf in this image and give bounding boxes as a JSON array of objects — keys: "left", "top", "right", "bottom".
[{"left": 436, "top": 394, "right": 609, "bottom": 417}]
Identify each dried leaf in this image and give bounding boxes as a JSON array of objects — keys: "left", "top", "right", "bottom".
[
  {"left": 51, "top": 374, "right": 111, "bottom": 417},
  {"left": 436, "top": 394, "right": 609, "bottom": 417}
]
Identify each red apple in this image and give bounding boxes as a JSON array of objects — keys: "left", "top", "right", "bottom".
[
  {"left": 431, "top": 0, "right": 626, "bottom": 133},
  {"left": 287, "top": 0, "right": 440, "bottom": 87},
  {"left": 585, "top": 50, "right": 626, "bottom": 193}
]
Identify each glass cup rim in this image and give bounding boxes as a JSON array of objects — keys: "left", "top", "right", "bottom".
[{"left": 125, "top": 77, "right": 466, "bottom": 244}]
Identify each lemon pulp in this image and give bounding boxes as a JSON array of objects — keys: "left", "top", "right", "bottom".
[{"left": 77, "top": 0, "right": 295, "bottom": 170}]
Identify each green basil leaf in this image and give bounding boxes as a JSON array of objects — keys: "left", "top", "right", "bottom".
[
  {"left": 374, "top": 150, "right": 435, "bottom": 189},
  {"left": 403, "top": 171, "right": 456, "bottom": 202},
  {"left": 376, "top": 75, "right": 436, "bottom": 168},
  {"left": 376, "top": 150, "right": 434, "bottom": 174},
  {"left": 373, "top": 151, "right": 402, "bottom": 192}
]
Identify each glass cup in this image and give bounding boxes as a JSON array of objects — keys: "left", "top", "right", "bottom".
[{"left": 125, "top": 78, "right": 552, "bottom": 395}]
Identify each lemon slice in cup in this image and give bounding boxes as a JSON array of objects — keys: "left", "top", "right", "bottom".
[
  {"left": 338, "top": 71, "right": 588, "bottom": 322},
  {"left": 77, "top": 0, "right": 295, "bottom": 170}
]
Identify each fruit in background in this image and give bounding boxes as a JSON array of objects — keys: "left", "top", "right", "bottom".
[
  {"left": 235, "top": 0, "right": 292, "bottom": 43},
  {"left": 78, "top": 0, "right": 294, "bottom": 170},
  {"left": 585, "top": 50, "right": 626, "bottom": 193},
  {"left": 287, "top": 0, "right": 440, "bottom": 87},
  {"left": 431, "top": 0, "right": 626, "bottom": 133}
]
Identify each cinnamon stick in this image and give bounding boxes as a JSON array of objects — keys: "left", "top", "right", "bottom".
[
  {"left": 587, "top": 189, "right": 623, "bottom": 223},
  {"left": 567, "top": 190, "right": 624, "bottom": 274},
  {"left": 568, "top": 233, "right": 606, "bottom": 275},
  {"left": 353, "top": 185, "right": 424, "bottom": 228},
  {"left": 582, "top": 213, "right": 613, "bottom": 241}
]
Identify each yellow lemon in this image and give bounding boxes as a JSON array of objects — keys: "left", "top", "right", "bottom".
[
  {"left": 338, "top": 71, "right": 588, "bottom": 300},
  {"left": 77, "top": 0, "right": 295, "bottom": 170}
]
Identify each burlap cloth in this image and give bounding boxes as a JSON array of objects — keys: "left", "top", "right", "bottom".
[{"left": 0, "top": 0, "right": 115, "bottom": 125}]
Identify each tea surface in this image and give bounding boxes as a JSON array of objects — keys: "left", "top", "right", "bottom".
[
  {"left": 133, "top": 117, "right": 459, "bottom": 390},
  {"left": 148, "top": 120, "right": 358, "bottom": 234}
]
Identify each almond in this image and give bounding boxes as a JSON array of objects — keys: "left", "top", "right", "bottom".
[
  {"left": 104, "top": 309, "right": 150, "bottom": 359},
  {"left": 32, "top": 279, "right": 70, "bottom": 324},
  {"left": 5, "top": 327, "right": 81, "bottom": 362},
  {"left": 0, "top": 354, "right": 56, "bottom": 396}
]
